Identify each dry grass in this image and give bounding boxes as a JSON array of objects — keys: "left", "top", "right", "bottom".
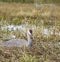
[
  {"left": 0, "top": 2, "right": 60, "bottom": 19},
  {"left": 0, "top": 2, "right": 60, "bottom": 62}
]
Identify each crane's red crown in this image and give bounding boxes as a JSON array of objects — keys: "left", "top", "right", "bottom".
[{"left": 29, "top": 29, "right": 32, "bottom": 34}]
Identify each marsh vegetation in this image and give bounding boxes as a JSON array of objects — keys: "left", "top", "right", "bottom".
[{"left": 0, "top": 2, "right": 60, "bottom": 62}]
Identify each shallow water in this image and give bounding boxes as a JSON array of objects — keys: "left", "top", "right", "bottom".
[
  {"left": 1, "top": 24, "right": 36, "bottom": 31},
  {"left": 0, "top": 24, "right": 60, "bottom": 36}
]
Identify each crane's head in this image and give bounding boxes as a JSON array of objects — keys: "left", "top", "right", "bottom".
[
  {"left": 28, "top": 29, "right": 34, "bottom": 40},
  {"left": 27, "top": 29, "right": 32, "bottom": 36},
  {"left": 28, "top": 29, "right": 32, "bottom": 35}
]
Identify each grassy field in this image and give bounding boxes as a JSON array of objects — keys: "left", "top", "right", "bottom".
[
  {"left": 0, "top": 2, "right": 60, "bottom": 62},
  {"left": 0, "top": 2, "right": 60, "bottom": 25}
]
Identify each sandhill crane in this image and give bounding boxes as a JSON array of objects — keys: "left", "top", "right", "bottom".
[{"left": 1, "top": 29, "right": 33, "bottom": 47}]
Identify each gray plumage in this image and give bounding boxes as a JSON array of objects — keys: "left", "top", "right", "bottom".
[{"left": 1, "top": 39, "right": 28, "bottom": 47}]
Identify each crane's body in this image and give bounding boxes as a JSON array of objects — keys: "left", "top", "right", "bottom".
[
  {"left": 0, "top": 29, "right": 33, "bottom": 47},
  {"left": 2, "top": 39, "right": 28, "bottom": 47}
]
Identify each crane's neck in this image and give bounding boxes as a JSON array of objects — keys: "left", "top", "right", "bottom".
[{"left": 27, "top": 32, "right": 32, "bottom": 47}]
